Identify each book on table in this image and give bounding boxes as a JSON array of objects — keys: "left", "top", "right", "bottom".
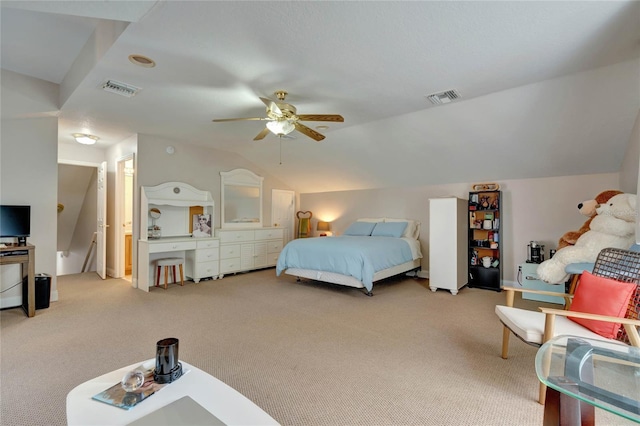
[{"left": 92, "top": 362, "right": 187, "bottom": 410}]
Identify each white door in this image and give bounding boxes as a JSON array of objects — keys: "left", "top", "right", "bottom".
[
  {"left": 271, "top": 189, "right": 295, "bottom": 245},
  {"left": 96, "top": 161, "right": 107, "bottom": 279}
]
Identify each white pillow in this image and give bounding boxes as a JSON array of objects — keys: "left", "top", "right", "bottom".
[
  {"left": 384, "top": 218, "right": 420, "bottom": 239},
  {"left": 357, "top": 218, "right": 385, "bottom": 223}
]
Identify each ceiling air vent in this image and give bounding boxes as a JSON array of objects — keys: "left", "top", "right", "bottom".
[
  {"left": 101, "top": 80, "right": 141, "bottom": 98},
  {"left": 426, "top": 89, "right": 460, "bottom": 105}
]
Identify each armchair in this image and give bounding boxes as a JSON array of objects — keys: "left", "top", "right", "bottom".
[{"left": 495, "top": 247, "right": 640, "bottom": 404}]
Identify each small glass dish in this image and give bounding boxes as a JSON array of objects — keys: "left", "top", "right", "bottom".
[{"left": 121, "top": 369, "right": 145, "bottom": 392}]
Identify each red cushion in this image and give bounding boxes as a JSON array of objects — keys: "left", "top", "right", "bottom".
[{"left": 569, "top": 271, "right": 636, "bottom": 339}]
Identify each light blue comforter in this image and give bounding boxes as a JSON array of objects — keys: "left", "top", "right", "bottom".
[{"left": 276, "top": 236, "right": 414, "bottom": 292}]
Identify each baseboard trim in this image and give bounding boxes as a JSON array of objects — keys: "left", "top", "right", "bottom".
[
  {"left": 0, "top": 296, "right": 21, "bottom": 309},
  {"left": 417, "top": 270, "right": 429, "bottom": 279}
]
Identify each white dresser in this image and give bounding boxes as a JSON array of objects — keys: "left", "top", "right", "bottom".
[{"left": 215, "top": 227, "right": 284, "bottom": 277}]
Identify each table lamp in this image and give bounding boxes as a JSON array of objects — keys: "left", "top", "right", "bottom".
[{"left": 317, "top": 221, "right": 331, "bottom": 237}]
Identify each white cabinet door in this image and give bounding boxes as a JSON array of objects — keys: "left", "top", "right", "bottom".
[
  {"left": 241, "top": 243, "right": 254, "bottom": 270},
  {"left": 253, "top": 242, "right": 268, "bottom": 268}
]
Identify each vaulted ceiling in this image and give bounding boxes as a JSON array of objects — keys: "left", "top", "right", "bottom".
[{"left": 2, "top": 1, "right": 639, "bottom": 193}]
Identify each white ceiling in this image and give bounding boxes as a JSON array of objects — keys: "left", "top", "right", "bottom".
[{"left": 2, "top": 1, "right": 639, "bottom": 193}]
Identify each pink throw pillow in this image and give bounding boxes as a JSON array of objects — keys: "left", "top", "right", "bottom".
[{"left": 569, "top": 271, "right": 636, "bottom": 339}]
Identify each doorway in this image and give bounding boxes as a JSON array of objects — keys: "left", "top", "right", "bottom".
[
  {"left": 56, "top": 162, "right": 100, "bottom": 276},
  {"left": 271, "top": 189, "right": 295, "bottom": 245},
  {"left": 116, "top": 155, "right": 135, "bottom": 282}
]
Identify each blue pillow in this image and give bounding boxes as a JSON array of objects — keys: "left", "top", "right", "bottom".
[
  {"left": 343, "top": 221, "right": 377, "bottom": 236},
  {"left": 371, "top": 221, "right": 408, "bottom": 238}
]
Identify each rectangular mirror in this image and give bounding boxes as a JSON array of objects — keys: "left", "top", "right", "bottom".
[
  {"left": 221, "top": 169, "right": 263, "bottom": 228},
  {"left": 224, "top": 185, "right": 260, "bottom": 224}
]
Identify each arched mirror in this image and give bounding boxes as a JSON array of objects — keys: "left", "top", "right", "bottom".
[{"left": 220, "top": 169, "right": 263, "bottom": 228}]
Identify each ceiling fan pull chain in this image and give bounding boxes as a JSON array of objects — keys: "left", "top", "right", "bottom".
[{"left": 279, "top": 135, "right": 283, "bottom": 165}]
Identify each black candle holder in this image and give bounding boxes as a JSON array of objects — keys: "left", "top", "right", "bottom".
[{"left": 153, "top": 337, "right": 182, "bottom": 384}]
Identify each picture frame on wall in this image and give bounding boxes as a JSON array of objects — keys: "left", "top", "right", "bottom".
[{"left": 192, "top": 214, "right": 212, "bottom": 238}]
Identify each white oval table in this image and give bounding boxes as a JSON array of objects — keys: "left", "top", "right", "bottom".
[{"left": 66, "top": 359, "right": 279, "bottom": 426}]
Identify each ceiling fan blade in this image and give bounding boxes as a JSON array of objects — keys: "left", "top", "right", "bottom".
[
  {"left": 296, "top": 114, "right": 344, "bottom": 122},
  {"left": 253, "top": 127, "right": 271, "bottom": 141},
  {"left": 294, "top": 122, "right": 325, "bottom": 142},
  {"left": 212, "top": 117, "right": 266, "bottom": 122},
  {"left": 259, "top": 97, "right": 282, "bottom": 116}
]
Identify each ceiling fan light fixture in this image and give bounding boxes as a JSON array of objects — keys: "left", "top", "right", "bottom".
[{"left": 266, "top": 120, "right": 295, "bottom": 136}]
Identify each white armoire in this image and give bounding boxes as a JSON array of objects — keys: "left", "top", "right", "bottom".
[{"left": 428, "top": 197, "right": 468, "bottom": 295}]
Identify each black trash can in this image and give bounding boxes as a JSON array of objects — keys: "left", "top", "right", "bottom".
[{"left": 23, "top": 273, "right": 51, "bottom": 310}]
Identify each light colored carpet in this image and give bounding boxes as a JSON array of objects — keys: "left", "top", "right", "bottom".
[{"left": 0, "top": 270, "right": 633, "bottom": 425}]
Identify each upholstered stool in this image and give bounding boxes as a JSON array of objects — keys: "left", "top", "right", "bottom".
[{"left": 155, "top": 257, "right": 185, "bottom": 289}]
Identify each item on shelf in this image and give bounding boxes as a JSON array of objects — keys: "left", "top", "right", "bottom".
[
  {"left": 483, "top": 219, "right": 493, "bottom": 230},
  {"left": 480, "top": 196, "right": 490, "bottom": 209},
  {"left": 471, "top": 183, "right": 500, "bottom": 192},
  {"left": 490, "top": 242, "right": 498, "bottom": 249},
  {"left": 527, "top": 241, "right": 545, "bottom": 264},
  {"left": 482, "top": 256, "right": 492, "bottom": 268},
  {"left": 148, "top": 226, "right": 161, "bottom": 239}
]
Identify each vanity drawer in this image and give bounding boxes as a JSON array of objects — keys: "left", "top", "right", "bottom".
[
  {"left": 220, "top": 258, "right": 241, "bottom": 273},
  {"left": 220, "top": 244, "right": 241, "bottom": 259},
  {"left": 255, "top": 228, "right": 284, "bottom": 241},
  {"left": 149, "top": 240, "right": 196, "bottom": 253},
  {"left": 267, "top": 253, "right": 280, "bottom": 265},
  {"left": 218, "top": 230, "right": 254, "bottom": 243},
  {"left": 196, "top": 239, "right": 219, "bottom": 249},
  {"left": 267, "top": 241, "right": 283, "bottom": 254},
  {"left": 192, "top": 261, "right": 219, "bottom": 278},
  {"left": 196, "top": 248, "right": 219, "bottom": 262}
]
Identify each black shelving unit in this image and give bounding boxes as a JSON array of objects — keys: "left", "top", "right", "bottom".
[{"left": 467, "top": 190, "right": 502, "bottom": 291}]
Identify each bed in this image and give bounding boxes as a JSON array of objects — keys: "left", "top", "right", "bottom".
[{"left": 276, "top": 218, "right": 422, "bottom": 296}]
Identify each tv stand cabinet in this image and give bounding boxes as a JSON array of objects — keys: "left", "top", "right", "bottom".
[{"left": 0, "top": 243, "right": 35, "bottom": 317}]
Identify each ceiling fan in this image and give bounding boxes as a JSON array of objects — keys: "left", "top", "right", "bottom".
[{"left": 212, "top": 90, "right": 344, "bottom": 142}]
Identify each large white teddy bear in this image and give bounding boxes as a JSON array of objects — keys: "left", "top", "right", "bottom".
[{"left": 537, "top": 193, "right": 637, "bottom": 284}]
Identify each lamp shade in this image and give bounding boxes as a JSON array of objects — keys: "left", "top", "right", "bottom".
[
  {"left": 317, "top": 221, "right": 331, "bottom": 232},
  {"left": 266, "top": 120, "right": 295, "bottom": 136}
]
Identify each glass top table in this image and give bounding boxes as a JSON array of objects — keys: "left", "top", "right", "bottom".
[{"left": 535, "top": 335, "right": 640, "bottom": 424}]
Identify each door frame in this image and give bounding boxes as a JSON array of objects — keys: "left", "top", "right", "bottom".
[
  {"left": 57, "top": 159, "right": 102, "bottom": 276},
  {"left": 271, "top": 189, "right": 295, "bottom": 245},
  {"left": 115, "top": 153, "right": 135, "bottom": 280}
]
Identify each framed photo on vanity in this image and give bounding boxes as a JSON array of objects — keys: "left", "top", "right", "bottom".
[{"left": 192, "top": 214, "right": 212, "bottom": 238}]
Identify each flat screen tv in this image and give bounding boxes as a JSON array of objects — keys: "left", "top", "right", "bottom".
[{"left": 0, "top": 205, "right": 31, "bottom": 245}]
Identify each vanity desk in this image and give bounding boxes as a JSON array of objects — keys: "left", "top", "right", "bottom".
[{"left": 138, "top": 182, "right": 218, "bottom": 291}]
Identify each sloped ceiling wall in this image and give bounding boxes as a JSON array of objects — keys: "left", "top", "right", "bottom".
[{"left": 57, "top": 164, "right": 95, "bottom": 251}]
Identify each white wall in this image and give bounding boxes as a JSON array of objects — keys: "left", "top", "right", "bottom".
[
  {"left": 300, "top": 173, "right": 620, "bottom": 285},
  {"left": 620, "top": 109, "right": 640, "bottom": 194},
  {"left": 1, "top": 71, "right": 59, "bottom": 308},
  {"left": 0, "top": 120, "right": 59, "bottom": 306},
  {"left": 136, "top": 135, "right": 294, "bottom": 229}
]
